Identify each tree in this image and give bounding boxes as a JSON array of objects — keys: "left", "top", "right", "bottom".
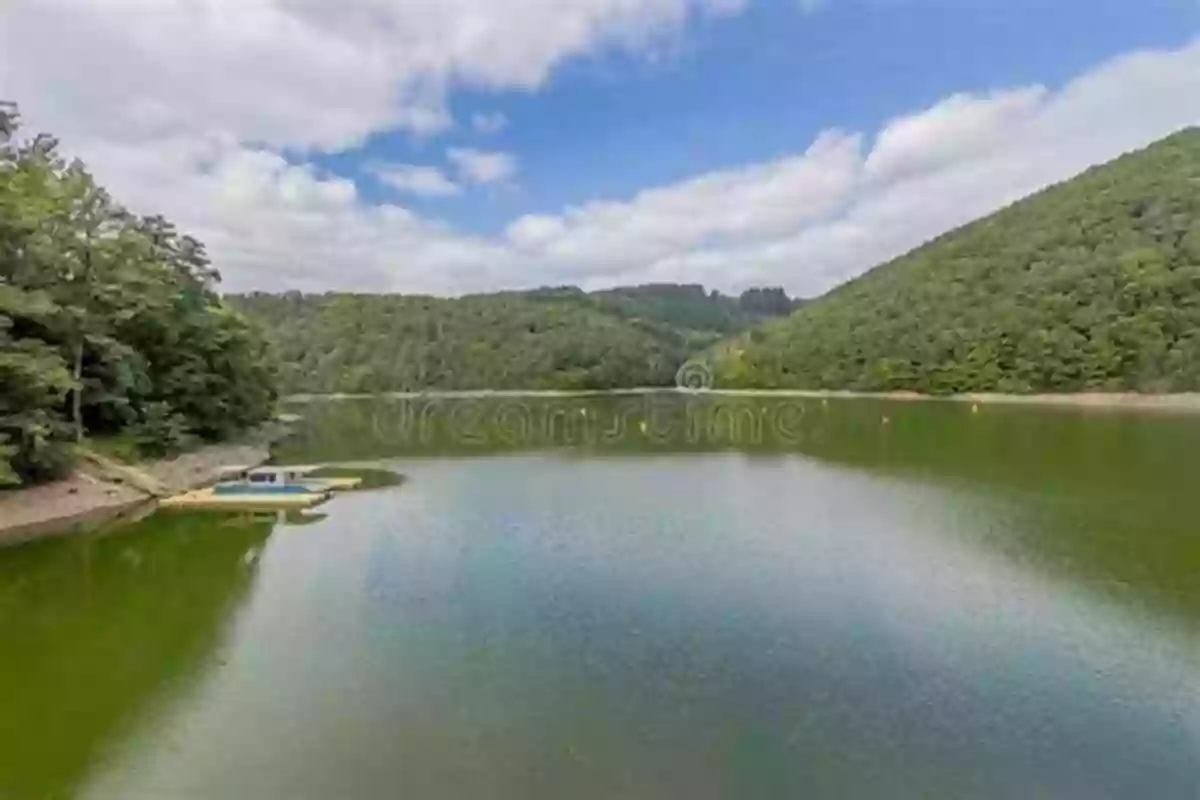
[{"left": 0, "top": 104, "right": 276, "bottom": 486}]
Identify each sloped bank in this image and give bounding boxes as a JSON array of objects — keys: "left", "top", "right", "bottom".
[{"left": 0, "top": 430, "right": 285, "bottom": 545}]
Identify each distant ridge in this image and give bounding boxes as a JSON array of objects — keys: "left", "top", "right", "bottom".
[{"left": 230, "top": 284, "right": 797, "bottom": 393}]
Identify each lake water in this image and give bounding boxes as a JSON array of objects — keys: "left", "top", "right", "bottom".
[{"left": 2, "top": 395, "right": 1199, "bottom": 798}]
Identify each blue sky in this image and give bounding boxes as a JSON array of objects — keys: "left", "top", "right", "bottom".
[
  {"left": 2, "top": 0, "right": 1198, "bottom": 295},
  {"left": 339, "top": 0, "right": 1198, "bottom": 234}
]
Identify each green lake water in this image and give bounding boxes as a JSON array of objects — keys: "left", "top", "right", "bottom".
[{"left": 2, "top": 394, "right": 1199, "bottom": 798}]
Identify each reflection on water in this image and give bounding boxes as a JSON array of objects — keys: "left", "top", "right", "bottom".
[
  {"left": 3, "top": 396, "right": 1199, "bottom": 798},
  {"left": 76, "top": 456, "right": 1200, "bottom": 798},
  {"left": 280, "top": 395, "right": 1200, "bottom": 626},
  {"left": 0, "top": 512, "right": 275, "bottom": 799}
]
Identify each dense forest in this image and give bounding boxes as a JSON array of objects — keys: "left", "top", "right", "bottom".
[
  {"left": 0, "top": 106, "right": 276, "bottom": 487},
  {"left": 231, "top": 284, "right": 798, "bottom": 394},
  {"left": 589, "top": 284, "right": 799, "bottom": 333},
  {"left": 715, "top": 128, "right": 1200, "bottom": 394}
]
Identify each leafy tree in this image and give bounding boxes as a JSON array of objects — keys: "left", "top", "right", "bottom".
[{"left": 0, "top": 105, "right": 276, "bottom": 486}]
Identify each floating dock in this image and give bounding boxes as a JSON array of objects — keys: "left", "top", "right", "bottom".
[
  {"left": 159, "top": 488, "right": 332, "bottom": 511},
  {"left": 157, "top": 465, "right": 371, "bottom": 512}
]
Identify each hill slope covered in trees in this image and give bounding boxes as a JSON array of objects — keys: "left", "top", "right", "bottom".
[
  {"left": 1, "top": 107, "right": 276, "bottom": 487},
  {"left": 231, "top": 285, "right": 797, "bottom": 394},
  {"left": 715, "top": 129, "right": 1200, "bottom": 394}
]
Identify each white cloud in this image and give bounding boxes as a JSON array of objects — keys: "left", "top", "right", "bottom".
[
  {"left": 0, "top": 0, "right": 743, "bottom": 152},
  {"left": 503, "top": 130, "right": 862, "bottom": 276},
  {"left": 863, "top": 87, "right": 1047, "bottom": 183},
  {"left": 0, "top": 2, "right": 1197, "bottom": 300},
  {"left": 472, "top": 112, "right": 511, "bottom": 135},
  {"left": 78, "top": 135, "right": 520, "bottom": 294},
  {"left": 371, "top": 164, "right": 462, "bottom": 197},
  {"left": 497, "top": 39, "right": 1200, "bottom": 296},
  {"left": 447, "top": 148, "right": 520, "bottom": 185}
]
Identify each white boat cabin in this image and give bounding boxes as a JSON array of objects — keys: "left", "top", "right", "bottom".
[{"left": 216, "top": 465, "right": 323, "bottom": 487}]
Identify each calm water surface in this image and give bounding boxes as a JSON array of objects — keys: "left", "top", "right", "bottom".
[{"left": 2, "top": 396, "right": 1199, "bottom": 798}]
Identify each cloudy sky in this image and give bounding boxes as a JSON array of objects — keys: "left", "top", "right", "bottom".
[{"left": 1, "top": 1, "right": 1198, "bottom": 297}]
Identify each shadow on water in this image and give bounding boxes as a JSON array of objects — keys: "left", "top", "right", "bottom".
[
  {"left": 278, "top": 394, "right": 1200, "bottom": 628},
  {"left": 0, "top": 511, "right": 277, "bottom": 799}
]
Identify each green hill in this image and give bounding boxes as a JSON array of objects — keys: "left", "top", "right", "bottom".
[
  {"left": 231, "top": 284, "right": 795, "bottom": 394},
  {"left": 715, "top": 128, "right": 1200, "bottom": 394}
]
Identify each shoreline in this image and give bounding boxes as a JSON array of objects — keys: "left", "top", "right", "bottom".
[
  {"left": 285, "top": 388, "right": 1200, "bottom": 413},
  {"left": 0, "top": 435, "right": 279, "bottom": 545},
  {"left": 711, "top": 389, "right": 1200, "bottom": 412},
  {"left": 10, "top": 390, "right": 1197, "bottom": 543}
]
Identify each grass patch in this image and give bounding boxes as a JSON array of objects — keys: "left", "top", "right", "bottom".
[
  {"left": 309, "top": 466, "right": 406, "bottom": 490},
  {"left": 84, "top": 434, "right": 144, "bottom": 465}
]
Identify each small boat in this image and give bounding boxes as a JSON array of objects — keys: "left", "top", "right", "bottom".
[
  {"left": 160, "top": 466, "right": 359, "bottom": 511},
  {"left": 212, "top": 465, "right": 361, "bottom": 495}
]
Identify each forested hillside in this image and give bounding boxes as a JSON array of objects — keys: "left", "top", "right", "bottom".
[
  {"left": 590, "top": 284, "right": 799, "bottom": 333},
  {"left": 1, "top": 107, "right": 276, "bottom": 486},
  {"left": 232, "top": 284, "right": 797, "bottom": 394},
  {"left": 715, "top": 129, "right": 1200, "bottom": 394}
]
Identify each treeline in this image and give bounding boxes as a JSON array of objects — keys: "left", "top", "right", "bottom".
[
  {"left": 715, "top": 128, "right": 1200, "bottom": 394},
  {"left": 1, "top": 106, "right": 275, "bottom": 486},
  {"left": 231, "top": 284, "right": 798, "bottom": 394}
]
